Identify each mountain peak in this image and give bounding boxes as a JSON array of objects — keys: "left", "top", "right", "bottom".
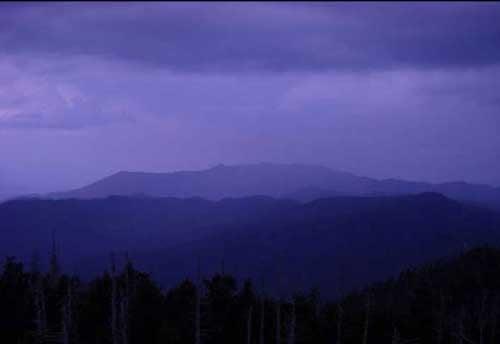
[{"left": 47, "top": 163, "right": 500, "bottom": 208}]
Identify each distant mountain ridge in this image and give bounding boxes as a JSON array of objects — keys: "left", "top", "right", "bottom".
[
  {"left": 49, "top": 163, "right": 500, "bottom": 208},
  {"left": 2, "top": 192, "right": 500, "bottom": 296}
]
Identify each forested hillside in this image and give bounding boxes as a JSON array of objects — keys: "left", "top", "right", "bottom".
[{"left": 2, "top": 247, "right": 500, "bottom": 343}]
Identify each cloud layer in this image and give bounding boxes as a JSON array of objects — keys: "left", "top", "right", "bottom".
[
  {"left": 2, "top": 3, "right": 499, "bottom": 72},
  {"left": 0, "top": 3, "right": 499, "bottom": 191}
]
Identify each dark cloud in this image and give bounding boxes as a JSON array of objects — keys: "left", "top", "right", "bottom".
[
  {"left": 0, "top": 3, "right": 499, "bottom": 192},
  {"left": 1, "top": 3, "right": 499, "bottom": 72}
]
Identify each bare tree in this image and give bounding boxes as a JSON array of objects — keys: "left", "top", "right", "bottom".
[
  {"left": 362, "top": 291, "right": 371, "bottom": 344},
  {"left": 391, "top": 327, "right": 400, "bottom": 344},
  {"left": 275, "top": 256, "right": 285, "bottom": 344},
  {"left": 120, "top": 253, "right": 131, "bottom": 344},
  {"left": 489, "top": 294, "right": 498, "bottom": 344},
  {"left": 336, "top": 301, "right": 343, "bottom": 344},
  {"left": 247, "top": 306, "right": 253, "bottom": 344},
  {"left": 61, "top": 281, "right": 73, "bottom": 344},
  {"left": 335, "top": 259, "right": 347, "bottom": 344},
  {"left": 455, "top": 306, "right": 466, "bottom": 344},
  {"left": 259, "top": 296, "right": 265, "bottom": 344},
  {"left": 287, "top": 299, "right": 296, "bottom": 344},
  {"left": 477, "top": 290, "right": 489, "bottom": 344},
  {"left": 195, "top": 257, "right": 202, "bottom": 344},
  {"left": 276, "top": 301, "right": 281, "bottom": 344},
  {"left": 433, "top": 289, "right": 446, "bottom": 344},
  {"left": 32, "top": 272, "right": 47, "bottom": 343},
  {"left": 110, "top": 253, "right": 119, "bottom": 344}
]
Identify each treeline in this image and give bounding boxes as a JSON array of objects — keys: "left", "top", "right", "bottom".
[{"left": 1, "top": 247, "right": 500, "bottom": 343}]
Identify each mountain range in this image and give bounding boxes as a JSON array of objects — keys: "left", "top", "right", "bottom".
[
  {"left": 47, "top": 163, "right": 500, "bottom": 209},
  {"left": 2, "top": 192, "right": 500, "bottom": 297},
  {"left": 2, "top": 163, "right": 500, "bottom": 296}
]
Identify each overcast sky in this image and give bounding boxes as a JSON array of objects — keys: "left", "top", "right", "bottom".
[{"left": 1, "top": 2, "right": 499, "bottom": 194}]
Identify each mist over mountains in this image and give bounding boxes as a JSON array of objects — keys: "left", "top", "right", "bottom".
[{"left": 48, "top": 163, "right": 500, "bottom": 209}]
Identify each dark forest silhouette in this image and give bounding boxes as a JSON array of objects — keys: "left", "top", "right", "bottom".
[{"left": 2, "top": 246, "right": 500, "bottom": 344}]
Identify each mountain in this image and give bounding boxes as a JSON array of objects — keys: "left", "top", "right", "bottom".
[
  {"left": 0, "top": 195, "right": 296, "bottom": 262},
  {"left": 135, "top": 193, "right": 500, "bottom": 295},
  {"left": 49, "top": 163, "right": 500, "bottom": 209},
  {"left": 2, "top": 193, "right": 500, "bottom": 296},
  {"left": 49, "top": 163, "right": 369, "bottom": 199}
]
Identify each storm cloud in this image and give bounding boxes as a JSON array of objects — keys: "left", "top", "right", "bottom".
[
  {"left": 0, "top": 2, "right": 499, "bottom": 193},
  {"left": 1, "top": 3, "right": 500, "bottom": 72}
]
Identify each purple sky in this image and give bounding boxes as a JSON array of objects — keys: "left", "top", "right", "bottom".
[{"left": 1, "top": 2, "right": 499, "bottom": 194}]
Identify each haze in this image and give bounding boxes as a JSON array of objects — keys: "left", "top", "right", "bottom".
[{"left": 1, "top": 2, "right": 499, "bottom": 195}]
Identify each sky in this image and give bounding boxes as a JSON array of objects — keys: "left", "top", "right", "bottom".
[{"left": 0, "top": 2, "right": 499, "bottom": 194}]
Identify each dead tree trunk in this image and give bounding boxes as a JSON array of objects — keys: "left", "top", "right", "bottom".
[
  {"left": 120, "top": 254, "right": 131, "bottom": 344},
  {"left": 276, "top": 301, "right": 281, "bottom": 344},
  {"left": 434, "top": 290, "right": 446, "bottom": 344},
  {"left": 490, "top": 294, "right": 498, "bottom": 344},
  {"left": 61, "top": 282, "right": 73, "bottom": 344},
  {"left": 336, "top": 302, "right": 343, "bottom": 344},
  {"left": 287, "top": 300, "right": 296, "bottom": 344},
  {"left": 362, "top": 292, "right": 371, "bottom": 344},
  {"left": 478, "top": 290, "right": 488, "bottom": 344},
  {"left": 456, "top": 306, "right": 465, "bottom": 344},
  {"left": 30, "top": 250, "right": 47, "bottom": 343},
  {"left": 110, "top": 253, "right": 119, "bottom": 344},
  {"left": 259, "top": 297, "right": 265, "bottom": 344},
  {"left": 195, "top": 285, "right": 201, "bottom": 344},
  {"left": 120, "top": 299, "right": 128, "bottom": 344},
  {"left": 195, "top": 257, "right": 202, "bottom": 344},
  {"left": 247, "top": 306, "right": 253, "bottom": 344},
  {"left": 33, "top": 275, "right": 47, "bottom": 343},
  {"left": 391, "top": 327, "right": 400, "bottom": 344}
]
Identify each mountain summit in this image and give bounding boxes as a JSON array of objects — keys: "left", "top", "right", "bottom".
[{"left": 49, "top": 163, "right": 500, "bottom": 208}]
